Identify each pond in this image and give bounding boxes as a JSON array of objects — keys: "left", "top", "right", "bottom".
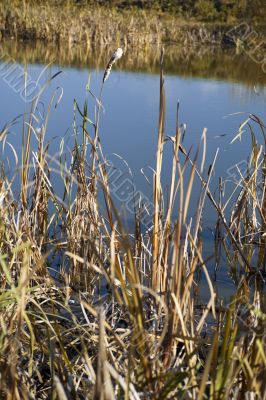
[{"left": 1, "top": 40, "right": 265, "bottom": 301}]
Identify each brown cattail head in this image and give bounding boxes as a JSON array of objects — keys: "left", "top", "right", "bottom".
[{"left": 103, "top": 48, "right": 123, "bottom": 83}]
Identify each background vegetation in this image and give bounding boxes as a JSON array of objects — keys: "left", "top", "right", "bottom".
[
  {"left": 0, "top": 0, "right": 265, "bottom": 46},
  {"left": 7, "top": 0, "right": 266, "bottom": 22},
  {"left": 89, "top": 0, "right": 266, "bottom": 22}
]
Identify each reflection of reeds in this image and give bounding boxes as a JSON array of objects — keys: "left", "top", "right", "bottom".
[
  {"left": 2, "top": 38, "right": 266, "bottom": 86},
  {"left": 0, "top": 48, "right": 265, "bottom": 399}
]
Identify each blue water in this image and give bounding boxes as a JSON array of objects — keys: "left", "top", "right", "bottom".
[{"left": 3, "top": 62, "right": 265, "bottom": 217}]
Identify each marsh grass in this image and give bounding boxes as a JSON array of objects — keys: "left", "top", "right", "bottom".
[
  {"left": 0, "top": 48, "right": 265, "bottom": 399},
  {"left": 0, "top": 0, "right": 244, "bottom": 48}
]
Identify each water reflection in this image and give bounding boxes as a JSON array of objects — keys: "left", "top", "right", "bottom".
[{"left": 2, "top": 39, "right": 266, "bottom": 86}]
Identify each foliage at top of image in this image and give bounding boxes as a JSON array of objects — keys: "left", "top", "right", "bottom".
[{"left": 4, "top": 0, "right": 266, "bottom": 22}]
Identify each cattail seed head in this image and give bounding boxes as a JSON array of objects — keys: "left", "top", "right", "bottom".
[{"left": 103, "top": 48, "right": 123, "bottom": 83}]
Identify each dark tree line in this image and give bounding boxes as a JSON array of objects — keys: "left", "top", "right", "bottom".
[
  {"left": 13, "top": 0, "right": 266, "bottom": 22},
  {"left": 79, "top": 0, "right": 266, "bottom": 21}
]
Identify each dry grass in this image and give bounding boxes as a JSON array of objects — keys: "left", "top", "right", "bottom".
[
  {"left": 0, "top": 48, "right": 265, "bottom": 399},
  {"left": 0, "top": 0, "right": 239, "bottom": 47}
]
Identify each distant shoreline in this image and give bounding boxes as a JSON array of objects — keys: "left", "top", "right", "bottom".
[{"left": 0, "top": 3, "right": 265, "bottom": 48}]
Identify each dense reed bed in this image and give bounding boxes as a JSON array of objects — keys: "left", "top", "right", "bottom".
[
  {"left": 0, "top": 48, "right": 265, "bottom": 399},
  {"left": 0, "top": 0, "right": 245, "bottom": 47}
]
